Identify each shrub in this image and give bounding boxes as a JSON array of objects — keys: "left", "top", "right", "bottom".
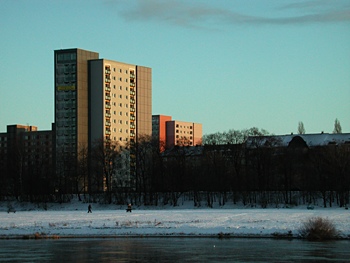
[{"left": 299, "top": 217, "right": 340, "bottom": 240}]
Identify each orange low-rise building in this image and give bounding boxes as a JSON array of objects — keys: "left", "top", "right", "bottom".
[{"left": 152, "top": 115, "right": 202, "bottom": 150}]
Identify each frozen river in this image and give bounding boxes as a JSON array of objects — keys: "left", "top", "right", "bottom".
[{"left": 1, "top": 238, "right": 350, "bottom": 262}]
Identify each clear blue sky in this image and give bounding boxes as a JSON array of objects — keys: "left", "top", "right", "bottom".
[{"left": 1, "top": 0, "right": 349, "bottom": 135}]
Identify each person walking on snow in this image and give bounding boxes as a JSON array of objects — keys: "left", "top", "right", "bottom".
[{"left": 88, "top": 204, "right": 92, "bottom": 213}]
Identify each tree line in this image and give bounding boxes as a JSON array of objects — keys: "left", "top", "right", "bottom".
[{"left": 1, "top": 126, "right": 349, "bottom": 208}]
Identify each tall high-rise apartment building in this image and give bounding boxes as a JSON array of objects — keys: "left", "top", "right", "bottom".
[
  {"left": 54, "top": 49, "right": 99, "bottom": 192},
  {"left": 89, "top": 59, "right": 152, "bottom": 145},
  {"left": 54, "top": 48, "right": 152, "bottom": 191},
  {"left": 54, "top": 48, "right": 99, "bottom": 156},
  {"left": 89, "top": 59, "right": 152, "bottom": 181}
]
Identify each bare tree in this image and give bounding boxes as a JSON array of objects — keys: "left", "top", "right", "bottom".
[
  {"left": 298, "top": 121, "right": 306, "bottom": 134},
  {"left": 202, "top": 132, "right": 225, "bottom": 145},
  {"left": 77, "top": 144, "right": 89, "bottom": 200},
  {"left": 333, "top": 118, "right": 342, "bottom": 134},
  {"left": 134, "top": 134, "right": 153, "bottom": 205},
  {"left": 91, "top": 138, "right": 121, "bottom": 204}
]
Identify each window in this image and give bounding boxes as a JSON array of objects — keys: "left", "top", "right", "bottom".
[{"left": 119, "top": 77, "right": 122, "bottom": 81}]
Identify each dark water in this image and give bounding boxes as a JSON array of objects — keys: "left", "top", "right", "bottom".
[{"left": 0, "top": 238, "right": 349, "bottom": 262}]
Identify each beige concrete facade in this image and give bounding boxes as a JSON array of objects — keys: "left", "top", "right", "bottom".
[
  {"left": 135, "top": 66, "right": 152, "bottom": 137},
  {"left": 89, "top": 59, "right": 136, "bottom": 145},
  {"left": 166, "top": 120, "right": 202, "bottom": 148},
  {"left": 152, "top": 115, "right": 203, "bottom": 149},
  {"left": 55, "top": 48, "right": 152, "bottom": 190},
  {"left": 88, "top": 59, "right": 152, "bottom": 144}
]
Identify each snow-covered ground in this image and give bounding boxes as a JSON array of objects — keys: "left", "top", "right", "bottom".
[{"left": 1, "top": 201, "right": 349, "bottom": 239}]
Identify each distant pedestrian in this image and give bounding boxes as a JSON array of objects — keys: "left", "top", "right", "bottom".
[
  {"left": 126, "top": 203, "right": 132, "bottom": 212},
  {"left": 88, "top": 204, "right": 92, "bottom": 213}
]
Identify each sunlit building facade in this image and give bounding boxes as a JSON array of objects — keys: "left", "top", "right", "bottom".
[
  {"left": 89, "top": 59, "right": 152, "bottom": 182},
  {"left": 152, "top": 115, "right": 202, "bottom": 150},
  {"left": 54, "top": 48, "right": 152, "bottom": 191}
]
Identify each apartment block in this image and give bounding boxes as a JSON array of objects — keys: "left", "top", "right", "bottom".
[
  {"left": 166, "top": 120, "right": 202, "bottom": 148},
  {"left": 54, "top": 48, "right": 99, "bottom": 159},
  {"left": 89, "top": 59, "right": 152, "bottom": 145},
  {"left": 152, "top": 115, "right": 202, "bottom": 150},
  {"left": 152, "top": 115, "right": 172, "bottom": 151},
  {"left": 54, "top": 48, "right": 152, "bottom": 191},
  {"left": 0, "top": 124, "right": 54, "bottom": 196},
  {"left": 89, "top": 59, "right": 152, "bottom": 182}
]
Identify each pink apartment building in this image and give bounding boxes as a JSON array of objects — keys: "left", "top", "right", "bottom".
[{"left": 152, "top": 115, "right": 202, "bottom": 150}]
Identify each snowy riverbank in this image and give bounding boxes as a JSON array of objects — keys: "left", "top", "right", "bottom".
[{"left": 1, "top": 201, "right": 349, "bottom": 239}]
